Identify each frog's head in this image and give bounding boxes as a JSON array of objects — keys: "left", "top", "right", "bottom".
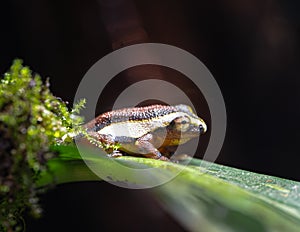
[
  {"left": 166, "top": 104, "right": 207, "bottom": 144},
  {"left": 174, "top": 104, "right": 207, "bottom": 133}
]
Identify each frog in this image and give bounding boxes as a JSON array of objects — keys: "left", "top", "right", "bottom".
[{"left": 81, "top": 104, "right": 207, "bottom": 160}]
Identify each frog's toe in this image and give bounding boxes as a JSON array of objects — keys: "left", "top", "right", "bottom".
[{"left": 158, "top": 156, "right": 170, "bottom": 161}]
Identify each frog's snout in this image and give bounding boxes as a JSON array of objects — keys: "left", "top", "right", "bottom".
[{"left": 199, "top": 122, "right": 207, "bottom": 134}]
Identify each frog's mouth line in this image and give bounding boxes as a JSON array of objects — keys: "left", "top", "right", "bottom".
[
  {"left": 188, "top": 125, "right": 206, "bottom": 134},
  {"left": 164, "top": 126, "right": 204, "bottom": 140}
]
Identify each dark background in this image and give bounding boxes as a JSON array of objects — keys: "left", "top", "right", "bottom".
[{"left": 1, "top": 0, "right": 300, "bottom": 231}]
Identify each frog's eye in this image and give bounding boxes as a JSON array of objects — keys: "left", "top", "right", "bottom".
[{"left": 172, "top": 116, "right": 190, "bottom": 132}]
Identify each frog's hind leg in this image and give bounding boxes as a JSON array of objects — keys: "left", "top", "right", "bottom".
[{"left": 135, "top": 134, "right": 169, "bottom": 161}]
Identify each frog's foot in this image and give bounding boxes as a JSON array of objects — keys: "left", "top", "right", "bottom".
[
  {"left": 170, "top": 154, "right": 192, "bottom": 163},
  {"left": 158, "top": 156, "right": 170, "bottom": 161},
  {"left": 107, "top": 150, "right": 123, "bottom": 158}
]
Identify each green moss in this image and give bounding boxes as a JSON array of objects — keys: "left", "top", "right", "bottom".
[{"left": 0, "top": 60, "right": 84, "bottom": 231}]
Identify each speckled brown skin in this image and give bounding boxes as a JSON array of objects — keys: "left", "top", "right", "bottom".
[
  {"left": 83, "top": 104, "right": 206, "bottom": 160},
  {"left": 84, "top": 105, "right": 178, "bottom": 132}
]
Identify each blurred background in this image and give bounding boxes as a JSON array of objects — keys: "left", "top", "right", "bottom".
[{"left": 1, "top": 0, "right": 300, "bottom": 231}]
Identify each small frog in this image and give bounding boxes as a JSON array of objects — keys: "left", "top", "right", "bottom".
[{"left": 81, "top": 104, "right": 207, "bottom": 160}]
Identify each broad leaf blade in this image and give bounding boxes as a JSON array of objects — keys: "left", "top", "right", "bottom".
[
  {"left": 39, "top": 145, "right": 300, "bottom": 232},
  {"left": 155, "top": 160, "right": 300, "bottom": 232}
]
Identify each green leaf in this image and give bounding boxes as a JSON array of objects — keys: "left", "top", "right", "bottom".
[{"left": 39, "top": 145, "right": 300, "bottom": 232}]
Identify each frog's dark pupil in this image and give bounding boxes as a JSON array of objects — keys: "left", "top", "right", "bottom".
[{"left": 181, "top": 120, "right": 187, "bottom": 124}]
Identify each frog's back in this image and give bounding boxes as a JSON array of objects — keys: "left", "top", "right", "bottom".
[{"left": 88, "top": 104, "right": 177, "bottom": 130}]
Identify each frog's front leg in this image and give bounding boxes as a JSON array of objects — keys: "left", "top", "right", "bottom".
[
  {"left": 135, "top": 133, "right": 169, "bottom": 161},
  {"left": 158, "top": 146, "right": 177, "bottom": 158},
  {"left": 159, "top": 146, "right": 190, "bottom": 163}
]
